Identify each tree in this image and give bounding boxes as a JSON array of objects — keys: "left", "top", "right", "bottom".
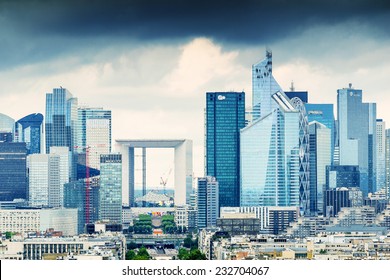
[
  {"left": 188, "top": 249, "right": 206, "bottom": 260},
  {"left": 183, "top": 234, "right": 198, "bottom": 249},
  {"left": 126, "top": 250, "right": 136, "bottom": 260},
  {"left": 178, "top": 248, "right": 189, "bottom": 260},
  {"left": 183, "top": 235, "right": 193, "bottom": 249},
  {"left": 177, "top": 248, "right": 206, "bottom": 260},
  {"left": 136, "top": 247, "right": 151, "bottom": 260},
  {"left": 127, "top": 241, "right": 137, "bottom": 250},
  {"left": 126, "top": 246, "right": 151, "bottom": 260}
]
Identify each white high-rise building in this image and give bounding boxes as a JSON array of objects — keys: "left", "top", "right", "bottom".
[
  {"left": 86, "top": 118, "right": 110, "bottom": 169},
  {"left": 50, "top": 146, "right": 71, "bottom": 206},
  {"left": 28, "top": 148, "right": 70, "bottom": 208},
  {"left": 28, "top": 154, "right": 60, "bottom": 208},
  {"left": 77, "top": 107, "right": 111, "bottom": 170},
  {"left": 376, "top": 119, "right": 386, "bottom": 191}
]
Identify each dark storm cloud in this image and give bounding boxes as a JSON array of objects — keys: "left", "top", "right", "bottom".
[
  {"left": 3, "top": 0, "right": 390, "bottom": 41},
  {"left": 0, "top": 0, "right": 389, "bottom": 69}
]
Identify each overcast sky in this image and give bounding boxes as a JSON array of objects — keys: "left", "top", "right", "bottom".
[{"left": 1, "top": 0, "right": 390, "bottom": 187}]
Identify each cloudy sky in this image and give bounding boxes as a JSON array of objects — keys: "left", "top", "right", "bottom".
[{"left": 1, "top": 0, "right": 390, "bottom": 187}]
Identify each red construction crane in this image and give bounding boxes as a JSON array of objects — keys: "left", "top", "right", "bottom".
[
  {"left": 74, "top": 145, "right": 91, "bottom": 224},
  {"left": 74, "top": 143, "right": 107, "bottom": 224}
]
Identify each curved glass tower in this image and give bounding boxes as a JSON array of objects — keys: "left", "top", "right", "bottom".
[
  {"left": 241, "top": 51, "right": 304, "bottom": 211},
  {"left": 16, "top": 113, "right": 44, "bottom": 154},
  {"left": 0, "top": 113, "right": 17, "bottom": 142}
]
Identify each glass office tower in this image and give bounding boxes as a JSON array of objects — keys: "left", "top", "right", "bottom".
[
  {"left": 205, "top": 92, "right": 245, "bottom": 208},
  {"left": 197, "top": 176, "right": 219, "bottom": 229},
  {"left": 337, "top": 84, "right": 376, "bottom": 196},
  {"left": 240, "top": 92, "right": 300, "bottom": 209},
  {"left": 241, "top": 51, "right": 304, "bottom": 213},
  {"left": 0, "top": 142, "right": 27, "bottom": 201},
  {"left": 64, "top": 177, "right": 100, "bottom": 234},
  {"left": 326, "top": 165, "right": 360, "bottom": 189},
  {"left": 77, "top": 107, "right": 112, "bottom": 170},
  {"left": 252, "top": 50, "right": 282, "bottom": 121},
  {"left": 309, "top": 121, "right": 331, "bottom": 215},
  {"left": 45, "top": 87, "right": 78, "bottom": 153},
  {"left": 16, "top": 113, "right": 44, "bottom": 154},
  {"left": 305, "top": 104, "right": 335, "bottom": 162},
  {"left": 99, "top": 154, "right": 122, "bottom": 223}
]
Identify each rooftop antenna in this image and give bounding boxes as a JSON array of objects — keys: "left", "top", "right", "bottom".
[
  {"left": 265, "top": 46, "right": 272, "bottom": 58},
  {"left": 290, "top": 81, "right": 295, "bottom": 92}
]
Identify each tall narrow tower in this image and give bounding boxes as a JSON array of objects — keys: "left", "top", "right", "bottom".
[{"left": 45, "top": 87, "right": 78, "bottom": 153}]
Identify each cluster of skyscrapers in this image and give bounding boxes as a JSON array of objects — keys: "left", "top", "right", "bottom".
[
  {"left": 200, "top": 50, "right": 389, "bottom": 229},
  {"left": 1, "top": 49, "right": 389, "bottom": 238},
  {"left": 0, "top": 87, "right": 121, "bottom": 234}
]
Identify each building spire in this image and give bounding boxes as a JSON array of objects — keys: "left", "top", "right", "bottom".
[{"left": 290, "top": 81, "right": 295, "bottom": 92}]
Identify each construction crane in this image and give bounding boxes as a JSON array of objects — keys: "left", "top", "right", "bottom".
[
  {"left": 74, "top": 143, "right": 108, "bottom": 224},
  {"left": 74, "top": 145, "right": 92, "bottom": 224},
  {"left": 160, "top": 168, "right": 172, "bottom": 195}
]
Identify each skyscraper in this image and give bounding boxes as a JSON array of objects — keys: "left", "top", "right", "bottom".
[
  {"left": 241, "top": 51, "right": 302, "bottom": 212},
  {"left": 28, "top": 154, "right": 61, "bottom": 207},
  {"left": 16, "top": 113, "right": 44, "bottom": 154},
  {"left": 309, "top": 121, "right": 331, "bottom": 215},
  {"left": 305, "top": 103, "right": 335, "bottom": 162},
  {"left": 197, "top": 176, "right": 219, "bottom": 229},
  {"left": 386, "top": 129, "right": 390, "bottom": 199},
  {"left": 77, "top": 107, "right": 112, "bottom": 170},
  {"left": 252, "top": 49, "right": 282, "bottom": 121},
  {"left": 240, "top": 92, "right": 300, "bottom": 208},
  {"left": 45, "top": 87, "right": 78, "bottom": 153},
  {"left": 99, "top": 154, "right": 122, "bottom": 223},
  {"left": 0, "top": 113, "right": 18, "bottom": 142},
  {"left": 205, "top": 92, "right": 245, "bottom": 208},
  {"left": 326, "top": 165, "right": 360, "bottom": 189},
  {"left": 49, "top": 147, "right": 71, "bottom": 207},
  {"left": 337, "top": 84, "right": 376, "bottom": 196},
  {"left": 0, "top": 142, "right": 27, "bottom": 201},
  {"left": 64, "top": 177, "right": 99, "bottom": 234},
  {"left": 376, "top": 119, "right": 386, "bottom": 192}
]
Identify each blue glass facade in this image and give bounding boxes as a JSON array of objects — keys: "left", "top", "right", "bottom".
[
  {"left": 305, "top": 103, "right": 335, "bottom": 162},
  {"left": 99, "top": 154, "right": 122, "bottom": 223},
  {"left": 285, "top": 91, "right": 308, "bottom": 103},
  {"left": 197, "top": 177, "right": 219, "bottom": 229},
  {"left": 326, "top": 165, "right": 360, "bottom": 189},
  {"left": 241, "top": 52, "right": 302, "bottom": 210},
  {"left": 309, "top": 121, "right": 331, "bottom": 215},
  {"left": 0, "top": 142, "right": 27, "bottom": 201},
  {"left": 16, "top": 113, "right": 43, "bottom": 154},
  {"left": 323, "top": 188, "right": 351, "bottom": 217},
  {"left": 0, "top": 113, "right": 15, "bottom": 138},
  {"left": 45, "top": 88, "right": 78, "bottom": 153},
  {"left": 252, "top": 50, "right": 282, "bottom": 121},
  {"left": 206, "top": 92, "right": 245, "bottom": 208},
  {"left": 240, "top": 101, "right": 300, "bottom": 208},
  {"left": 337, "top": 85, "right": 376, "bottom": 196},
  {"left": 64, "top": 177, "right": 100, "bottom": 234}
]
